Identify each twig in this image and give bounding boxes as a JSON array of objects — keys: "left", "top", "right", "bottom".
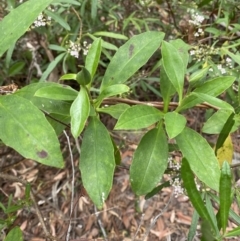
[
  {"left": 102, "top": 97, "right": 219, "bottom": 110},
  {"left": 142, "top": 192, "right": 174, "bottom": 241},
  {"left": 133, "top": 213, "right": 145, "bottom": 241},
  {"left": 71, "top": 6, "right": 82, "bottom": 40},
  {"left": 64, "top": 130, "right": 76, "bottom": 241},
  {"left": 0, "top": 173, "right": 53, "bottom": 240},
  {"left": 94, "top": 205, "right": 108, "bottom": 240}
]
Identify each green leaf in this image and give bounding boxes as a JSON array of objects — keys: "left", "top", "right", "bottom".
[
  {"left": 93, "top": 31, "right": 128, "bottom": 40},
  {"left": 97, "top": 104, "right": 130, "bottom": 119},
  {"left": 59, "top": 73, "right": 77, "bottom": 80},
  {"left": 35, "top": 84, "right": 78, "bottom": 100},
  {"left": 164, "top": 112, "right": 186, "bottom": 139},
  {"left": 48, "top": 44, "right": 66, "bottom": 52},
  {"left": 224, "top": 226, "right": 240, "bottom": 237},
  {"left": 8, "top": 61, "right": 25, "bottom": 76},
  {"left": 175, "top": 127, "right": 220, "bottom": 191},
  {"left": 0, "top": 95, "right": 63, "bottom": 168},
  {"left": 52, "top": 0, "right": 81, "bottom": 5},
  {"left": 187, "top": 210, "right": 199, "bottom": 241},
  {"left": 177, "top": 76, "right": 236, "bottom": 111},
  {"left": 0, "top": 0, "right": 53, "bottom": 57},
  {"left": 202, "top": 110, "right": 237, "bottom": 134},
  {"left": 40, "top": 52, "right": 66, "bottom": 81},
  {"left": 169, "top": 39, "right": 190, "bottom": 69},
  {"left": 219, "top": 161, "right": 232, "bottom": 233},
  {"left": 189, "top": 67, "right": 209, "bottom": 85},
  {"left": 192, "top": 92, "right": 234, "bottom": 111},
  {"left": 114, "top": 105, "right": 163, "bottom": 130},
  {"left": 70, "top": 87, "right": 90, "bottom": 138},
  {"left": 95, "top": 84, "right": 130, "bottom": 107},
  {"left": 15, "top": 82, "right": 71, "bottom": 116},
  {"left": 215, "top": 113, "right": 235, "bottom": 155},
  {"left": 145, "top": 181, "right": 171, "bottom": 200},
  {"left": 160, "top": 65, "right": 176, "bottom": 112},
  {"left": 80, "top": 117, "right": 115, "bottom": 209},
  {"left": 46, "top": 113, "right": 70, "bottom": 135},
  {"left": 130, "top": 126, "right": 168, "bottom": 195},
  {"left": 76, "top": 67, "right": 92, "bottom": 86},
  {"left": 100, "top": 31, "right": 165, "bottom": 90},
  {"left": 4, "top": 226, "right": 23, "bottom": 241},
  {"left": 205, "top": 193, "right": 219, "bottom": 236},
  {"left": 161, "top": 41, "right": 185, "bottom": 101},
  {"left": 181, "top": 158, "right": 216, "bottom": 233},
  {"left": 45, "top": 9, "right": 70, "bottom": 30},
  {"left": 85, "top": 38, "right": 102, "bottom": 82}
]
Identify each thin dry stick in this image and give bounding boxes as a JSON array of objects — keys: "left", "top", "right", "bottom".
[
  {"left": 64, "top": 130, "right": 75, "bottom": 241},
  {"left": 133, "top": 213, "right": 145, "bottom": 241},
  {"left": 94, "top": 205, "right": 108, "bottom": 240},
  {"left": 142, "top": 192, "right": 174, "bottom": 241},
  {"left": 0, "top": 173, "right": 53, "bottom": 239}
]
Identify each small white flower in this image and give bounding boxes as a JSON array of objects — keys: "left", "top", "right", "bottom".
[{"left": 190, "top": 50, "right": 195, "bottom": 56}]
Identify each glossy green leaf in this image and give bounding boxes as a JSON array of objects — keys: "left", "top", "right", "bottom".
[
  {"left": 176, "top": 127, "right": 220, "bottom": 191},
  {"left": 181, "top": 158, "right": 216, "bottom": 232},
  {"left": 192, "top": 92, "right": 234, "bottom": 111},
  {"left": 15, "top": 82, "right": 71, "bottom": 116},
  {"left": 202, "top": 110, "right": 237, "bottom": 134},
  {"left": 80, "top": 117, "right": 115, "bottom": 209},
  {"left": 4, "top": 226, "right": 23, "bottom": 241},
  {"left": 76, "top": 67, "right": 92, "bottom": 86},
  {"left": 40, "top": 53, "right": 66, "bottom": 81},
  {"left": 114, "top": 105, "right": 163, "bottom": 130},
  {"left": 59, "top": 73, "right": 77, "bottom": 80},
  {"left": 45, "top": 9, "right": 70, "bottom": 30},
  {"left": 0, "top": 95, "right": 63, "bottom": 168},
  {"left": 161, "top": 41, "right": 185, "bottom": 101},
  {"left": 93, "top": 31, "right": 128, "bottom": 40},
  {"left": 0, "top": 0, "right": 53, "bottom": 57},
  {"left": 95, "top": 84, "right": 129, "bottom": 107},
  {"left": 130, "top": 126, "right": 168, "bottom": 195},
  {"left": 35, "top": 84, "right": 78, "bottom": 100},
  {"left": 177, "top": 76, "right": 236, "bottom": 111},
  {"left": 100, "top": 31, "right": 165, "bottom": 90},
  {"left": 97, "top": 104, "right": 130, "bottom": 119},
  {"left": 85, "top": 38, "right": 102, "bottom": 81},
  {"left": 70, "top": 87, "right": 90, "bottom": 138},
  {"left": 164, "top": 112, "right": 186, "bottom": 139},
  {"left": 219, "top": 161, "right": 232, "bottom": 233}
]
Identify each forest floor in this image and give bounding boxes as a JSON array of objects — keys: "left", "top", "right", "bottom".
[{"left": 0, "top": 109, "right": 239, "bottom": 241}]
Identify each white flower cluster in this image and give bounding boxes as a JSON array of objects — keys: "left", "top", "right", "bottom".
[
  {"left": 168, "top": 157, "right": 181, "bottom": 170},
  {"left": 67, "top": 41, "right": 81, "bottom": 58},
  {"left": 31, "top": 7, "right": 54, "bottom": 29},
  {"left": 188, "top": 9, "right": 205, "bottom": 26},
  {"left": 82, "top": 41, "right": 92, "bottom": 56},
  {"left": 170, "top": 177, "right": 184, "bottom": 197},
  {"left": 67, "top": 40, "right": 92, "bottom": 58},
  {"left": 32, "top": 13, "right": 51, "bottom": 27}
]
